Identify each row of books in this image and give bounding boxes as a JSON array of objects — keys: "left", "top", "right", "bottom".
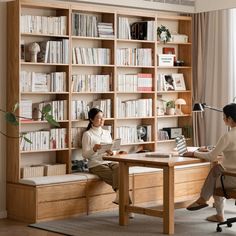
[
  {"left": 20, "top": 71, "right": 66, "bottom": 92},
  {"left": 118, "top": 17, "right": 155, "bottom": 40},
  {"left": 21, "top": 15, "right": 67, "bottom": 35},
  {"left": 116, "top": 125, "right": 151, "bottom": 144},
  {"left": 116, "top": 48, "right": 152, "bottom": 66},
  {"left": 97, "top": 22, "right": 114, "bottom": 38},
  {"left": 117, "top": 73, "right": 152, "bottom": 92},
  {"left": 72, "top": 13, "right": 115, "bottom": 38},
  {"left": 32, "top": 100, "right": 67, "bottom": 121},
  {"left": 72, "top": 13, "right": 98, "bottom": 37},
  {"left": 71, "top": 99, "right": 112, "bottom": 120},
  {"left": 130, "top": 21, "right": 155, "bottom": 41},
  {"left": 71, "top": 74, "right": 110, "bottom": 92},
  {"left": 116, "top": 98, "right": 152, "bottom": 118},
  {"left": 71, "top": 100, "right": 90, "bottom": 120},
  {"left": 20, "top": 128, "right": 67, "bottom": 151},
  {"left": 72, "top": 47, "right": 111, "bottom": 65},
  {"left": 36, "top": 40, "right": 69, "bottom": 64},
  {"left": 20, "top": 100, "right": 32, "bottom": 120},
  {"left": 118, "top": 17, "right": 131, "bottom": 39}
]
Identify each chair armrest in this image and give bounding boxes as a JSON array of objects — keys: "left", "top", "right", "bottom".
[{"left": 223, "top": 171, "right": 236, "bottom": 178}]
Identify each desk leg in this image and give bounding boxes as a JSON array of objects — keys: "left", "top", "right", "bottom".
[
  {"left": 119, "top": 162, "right": 129, "bottom": 226},
  {"left": 163, "top": 166, "right": 174, "bottom": 234}
]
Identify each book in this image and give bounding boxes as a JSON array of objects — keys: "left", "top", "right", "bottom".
[{"left": 98, "top": 138, "right": 121, "bottom": 154}]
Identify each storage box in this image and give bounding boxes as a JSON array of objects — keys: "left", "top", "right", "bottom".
[
  {"left": 162, "top": 127, "right": 182, "bottom": 139},
  {"left": 44, "top": 164, "right": 66, "bottom": 176},
  {"left": 170, "top": 34, "right": 188, "bottom": 43},
  {"left": 158, "top": 54, "right": 175, "bottom": 67},
  {"left": 21, "top": 166, "right": 44, "bottom": 178}
]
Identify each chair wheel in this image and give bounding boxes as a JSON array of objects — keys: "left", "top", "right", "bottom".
[
  {"left": 227, "top": 223, "right": 232, "bottom": 228},
  {"left": 216, "top": 226, "right": 222, "bottom": 232}
]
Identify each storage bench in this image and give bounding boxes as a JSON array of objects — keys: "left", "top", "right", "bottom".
[{"left": 7, "top": 163, "right": 210, "bottom": 223}]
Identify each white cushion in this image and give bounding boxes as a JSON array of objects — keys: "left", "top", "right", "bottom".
[{"left": 19, "top": 174, "right": 88, "bottom": 186}]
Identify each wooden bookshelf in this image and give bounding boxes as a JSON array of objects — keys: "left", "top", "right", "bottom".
[{"left": 7, "top": 0, "right": 193, "bottom": 183}]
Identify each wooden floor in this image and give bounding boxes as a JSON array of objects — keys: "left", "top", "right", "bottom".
[{"left": 0, "top": 218, "right": 64, "bottom": 236}]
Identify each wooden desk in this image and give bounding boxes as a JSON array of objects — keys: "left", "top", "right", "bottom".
[{"left": 103, "top": 153, "right": 203, "bottom": 235}]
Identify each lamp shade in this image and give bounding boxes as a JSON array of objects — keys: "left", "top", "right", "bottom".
[
  {"left": 175, "top": 98, "right": 186, "bottom": 105},
  {"left": 193, "top": 103, "right": 204, "bottom": 112}
]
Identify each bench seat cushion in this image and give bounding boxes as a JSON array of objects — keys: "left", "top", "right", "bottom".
[{"left": 19, "top": 174, "right": 89, "bottom": 186}]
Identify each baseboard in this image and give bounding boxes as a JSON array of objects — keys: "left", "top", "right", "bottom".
[{"left": 0, "top": 211, "right": 7, "bottom": 219}]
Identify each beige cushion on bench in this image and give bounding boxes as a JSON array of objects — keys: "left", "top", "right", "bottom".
[{"left": 19, "top": 174, "right": 89, "bottom": 186}]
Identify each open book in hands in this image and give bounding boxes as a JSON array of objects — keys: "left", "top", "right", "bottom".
[{"left": 98, "top": 138, "right": 121, "bottom": 154}]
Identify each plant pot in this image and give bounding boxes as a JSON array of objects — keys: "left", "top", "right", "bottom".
[{"left": 166, "top": 108, "right": 175, "bottom": 115}]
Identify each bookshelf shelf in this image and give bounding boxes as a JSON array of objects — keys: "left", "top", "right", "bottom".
[
  {"left": 117, "top": 39, "right": 155, "bottom": 43},
  {"left": 116, "top": 65, "right": 155, "bottom": 68},
  {"left": 72, "top": 36, "right": 115, "bottom": 41},
  {"left": 21, "top": 148, "right": 69, "bottom": 154},
  {"left": 21, "top": 92, "right": 69, "bottom": 95},
  {"left": 21, "top": 33, "right": 69, "bottom": 38},
  {"left": 21, "top": 62, "right": 69, "bottom": 66},
  {"left": 116, "top": 116, "right": 155, "bottom": 120},
  {"left": 72, "top": 64, "right": 115, "bottom": 67}
]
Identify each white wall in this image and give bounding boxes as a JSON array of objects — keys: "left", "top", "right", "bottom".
[
  {"left": 0, "top": 2, "right": 7, "bottom": 218},
  {"left": 196, "top": 0, "right": 236, "bottom": 12}
]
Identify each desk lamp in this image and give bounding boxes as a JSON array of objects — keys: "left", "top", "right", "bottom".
[
  {"left": 175, "top": 98, "right": 186, "bottom": 115},
  {"left": 193, "top": 103, "right": 222, "bottom": 113}
]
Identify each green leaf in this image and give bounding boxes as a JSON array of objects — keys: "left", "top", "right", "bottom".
[
  {"left": 23, "top": 135, "right": 32, "bottom": 144},
  {"left": 13, "top": 103, "right": 19, "bottom": 112},
  {"left": 42, "top": 104, "right": 51, "bottom": 114},
  {"left": 5, "top": 112, "right": 19, "bottom": 126},
  {"left": 45, "top": 114, "right": 60, "bottom": 127}
]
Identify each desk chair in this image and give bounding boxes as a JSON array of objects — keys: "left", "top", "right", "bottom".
[{"left": 214, "top": 171, "right": 236, "bottom": 232}]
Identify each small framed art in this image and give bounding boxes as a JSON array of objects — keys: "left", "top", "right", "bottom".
[
  {"left": 164, "top": 74, "right": 175, "bottom": 91},
  {"left": 172, "top": 73, "right": 186, "bottom": 90}
]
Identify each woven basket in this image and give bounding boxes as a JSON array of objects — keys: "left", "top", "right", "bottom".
[
  {"left": 21, "top": 166, "right": 44, "bottom": 178},
  {"left": 44, "top": 164, "right": 66, "bottom": 176}
]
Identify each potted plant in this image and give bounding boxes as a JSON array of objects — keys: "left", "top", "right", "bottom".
[
  {"left": 165, "top": 100, "right": 175, "bottom": 115},
  {"left": 157, "top": 25, "right": 171, "bottom": 43}
]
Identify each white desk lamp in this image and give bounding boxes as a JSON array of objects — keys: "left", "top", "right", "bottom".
[{"left": 175, "top": 98, "right": 186, "bottom": 115}]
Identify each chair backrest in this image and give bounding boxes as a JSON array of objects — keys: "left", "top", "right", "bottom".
[{"left": 175, "top": 135, "right": 187, "bottom": 156}]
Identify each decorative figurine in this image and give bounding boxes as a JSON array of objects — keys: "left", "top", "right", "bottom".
[{"left": 28, "top": 42, "right": 40, "bottom": 62}]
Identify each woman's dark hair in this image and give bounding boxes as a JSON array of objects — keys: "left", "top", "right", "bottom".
[
  {"left": 86, "top": 107, "right": 103, "bottom": 130},
  {"left": 223, "top": 103, "right": 236, "bottom": 122}
]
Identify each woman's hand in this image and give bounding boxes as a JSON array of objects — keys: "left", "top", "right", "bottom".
[
  {"left": 105, "top": 150, "right": 113, "bottom": 156},
  {"left": 93, "top": 144, "right": 101, "bottom": 152},
  {"left": 198, "top": 146, "right": 209, "bottom": 152}
]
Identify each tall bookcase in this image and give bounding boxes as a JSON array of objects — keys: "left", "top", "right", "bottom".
[{"left": 7, "top": 0, "right": 192, "bottom": 184}]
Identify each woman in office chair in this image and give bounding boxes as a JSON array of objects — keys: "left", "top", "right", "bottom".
[{"left": 183, "top": 103, "right": 236, "bottom": 223}]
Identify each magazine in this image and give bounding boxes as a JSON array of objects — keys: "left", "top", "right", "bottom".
[{"left": 98, "top": 138, "right": 121, "bottom": 154}]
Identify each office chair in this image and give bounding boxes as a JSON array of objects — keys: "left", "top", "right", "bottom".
[{"left": 214, "top": 171, "right": 236, "bottom": 232}]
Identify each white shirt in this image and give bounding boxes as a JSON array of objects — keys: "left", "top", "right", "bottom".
[
  {"left": 82, "top": 126, "right": 112, "bottom": 168},
  {"left": 194, "top": 127, "right": 236, "bottom": 172}
]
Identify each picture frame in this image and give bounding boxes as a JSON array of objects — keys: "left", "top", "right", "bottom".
[
  {"left": 164, "top": 74, "right": 175, "bottom": 91},
  {"left": 172, "top": 73, "right": 186, "bottom": 90},
  {"left": 162, "top": 47, "right": 175, "bottom": 55}
]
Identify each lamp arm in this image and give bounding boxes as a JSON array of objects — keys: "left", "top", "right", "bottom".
[{"left": 204, "top": 105, "right": 222, "bottom": 113}]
